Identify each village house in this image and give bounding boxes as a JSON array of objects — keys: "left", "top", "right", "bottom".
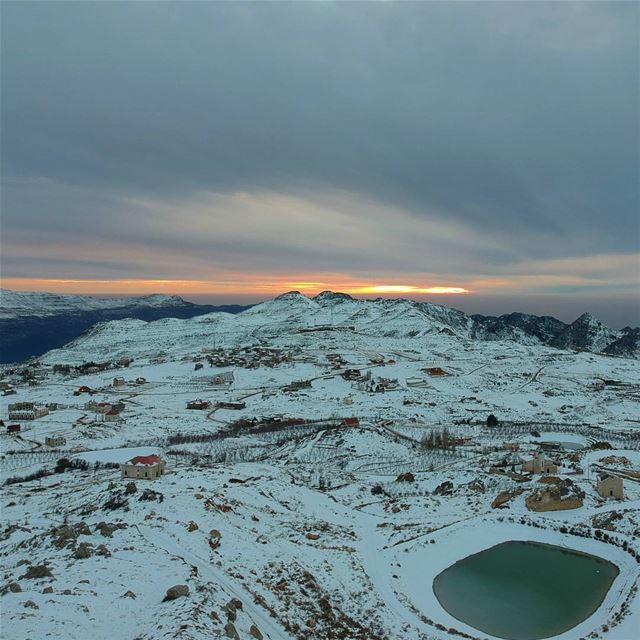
[
  {"left": 95, "top": 402, "right": 113, "bottom": 414},
  {"left": 216, "top": 401, "right": 246, "bottom": 410},
  {"left": 342, "top": 417, "right": 360, "bottom": 427},
  {"left": 113, "top": 376, "right": 125, "bottom": 387},
  {"left": 596, "top": 473, "right": 623, "bottom": 500},
  {"left": 489, "top": 452, "right": 523, "bottom": 472},
  {"left": 120, "top": 454, "right": 166, "bottom": 480},
  {"left": 8, "top": 402, "right": 49, "bottom": 421},
  {"left": 405, "top": 376, "right": 430, "bottom": 388},
  {"left": 7, "top": 424, "right": 21, "bottom": 434},
  {"left": 187, "top": 400, "right": 210, "bottom": 410},
  {"left": 423, "top": 367, "right": 448, "bottom": 376},
  {"left": 135, "top": 377, "right": 147, "bottom": 385},
  {"left": 342, "top": 369, "right": 362, "bottom": 381},
  {"left": 118, "top": 356, "right": 132, "bottom": 367},
  {"left": 287, "top": 380, "right": 312, "bottom": 391},
  {"left": 211, "top": 371, "right": 234, "bottom": 387},
  {"left": 377, "top": 377, "right": 399, "bottom": 390},
  {"left": 522, "top": 453, "right": 559, "bottom": 475},
  {"left": 105, "top": 408, "right": 122, "bottom": 422},
  {"left": 45, "top": 435, "right": 66, "bottom": 447}
]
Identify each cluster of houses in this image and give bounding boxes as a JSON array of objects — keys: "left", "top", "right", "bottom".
[
  {"left": 327, "top": 353, "right": 347, "bottom": 369},
  {"left": 49, "top": 357, "right": 132, "bottom": 378},
  {"left": 1, "top": 382, "right": 16, "bottom": 396},
  {"left": 488, "top": 446, "right": 626, "bottom": 501},
  {"left": 339, "top": 368, "right": 400, "bottom": 393},
  {"left": 7, "top": 402, "right": 49, "bottom": 421},
  {"left": 368, "top": 355, "right": 396, "bottom": 365},
  {"left": 204, "top": 346, "right": 294, "bottom": 369},
  {"left": 84, "top": 400, "right": 125, "bottom": 422},
  {"left": 185, "top": 398, "right": 245, "bottom": 410},
  {"left": 360, "top": 376, "right": 399, "bottom": 393}
]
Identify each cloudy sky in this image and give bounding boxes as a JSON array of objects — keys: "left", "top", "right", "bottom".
[{"left": 2, "top": 1, "right": 639, "bottom": 325}]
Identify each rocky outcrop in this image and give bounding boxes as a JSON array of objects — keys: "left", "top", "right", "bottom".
[
  {"left": 433, "top": 481, "right": 453, "bottom": 495},
  {"left": 20, "top": 564, "right": 53, "bottom": 580},
  {"left": 526, "top": 479, "right": 585, "bottom": 512},
  {"left": 163, "top": 584, "right": 189, "bottom": 601},
  {"left": 491, "top": 488, "right": 524, "bottom": 509}
]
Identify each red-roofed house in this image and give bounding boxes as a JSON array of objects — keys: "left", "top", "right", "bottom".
[
  {"left": 96, "top": 402, "right": 112, "bottom": 414},
  {"left": 423, "top": 367, "right": 448, "bottom": 377},
  {"left": 120, "top": 454, "right": 166, "bottom": 480},
  {"left": 105, "top": 408, "right": 122, "bottom": 422},
  {"left": 342, "top": 417, "right": 360, "bottom": 427}
]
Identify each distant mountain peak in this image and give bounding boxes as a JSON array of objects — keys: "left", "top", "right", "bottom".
[
  {"left": 136, "top": 293, "right": 187, "bottom": 304},
  {"left": 274, "top": 291, "right": 308, "bottom": 301},
  {"left": 313, "top": 291, "right": 354, "bottom": 303},
  {"left": 573, "top": 312, "right": 599, "bottom": 325}
]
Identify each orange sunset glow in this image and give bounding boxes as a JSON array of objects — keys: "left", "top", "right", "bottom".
[{"left": 1, "top": 278, "right": 471, "bottom": 298}]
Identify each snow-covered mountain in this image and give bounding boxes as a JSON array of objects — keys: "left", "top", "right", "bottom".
[
  {"left": 35, "top": 290, "right": 639, "bottom": 363},
  {"left": 2, "top": 292, "right": 640, "bottom": 640},
  {"left": 0, "top": 289, "right": 250, "bottom": 363},
  {"left": 1, "top": 289, "right": 201, "bottom": 320}
]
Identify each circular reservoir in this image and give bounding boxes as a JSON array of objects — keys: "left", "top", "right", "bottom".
[{"left": 432, "top": 541, "right": 618, "bottom": 640}]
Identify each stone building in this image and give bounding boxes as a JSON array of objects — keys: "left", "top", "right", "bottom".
[
  {"left": 596, "top": 473, "right": 623, "bottom": 500},
  {"left": 522, "top": 453, "right": 558, "bottom": 475},
  {"left": 120, "top": 454, "right": 166, "bottom": 480}
]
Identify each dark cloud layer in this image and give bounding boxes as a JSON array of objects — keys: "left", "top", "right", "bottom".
[{"left": 1, "top": 1, "right": 639, "bottom": 323}]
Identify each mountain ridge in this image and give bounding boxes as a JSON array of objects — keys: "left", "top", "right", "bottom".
[
  {"left": 22, "top": 289, "right": 639, "bottom": 363},
  {"left": 0, "top": 289, "right": 252, "bottom": 363}
]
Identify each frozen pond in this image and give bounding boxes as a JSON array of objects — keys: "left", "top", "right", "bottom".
[{"left": 433, "top": 540, "right": 618, "bottom": 640}]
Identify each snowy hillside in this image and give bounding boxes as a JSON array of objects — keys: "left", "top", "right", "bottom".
[
  {"left": 0, "top": 289, "right": 250, "bottom": 363},
  {"left": 38, "top": 290, "right": 639, "bottom": 361},
  {"left": 1, "top": 290, "right": 639, "bottom": 640},
  {"left": 0, "top": 289, "right": 191, "bottom": 319}
]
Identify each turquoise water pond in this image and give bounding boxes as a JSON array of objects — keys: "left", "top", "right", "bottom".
[{"left": 432, "top": 540, "right": 618, "bottom": 640}]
